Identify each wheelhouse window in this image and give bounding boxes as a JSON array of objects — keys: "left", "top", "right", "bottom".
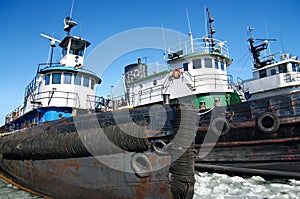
[
  {"left": 45, "top": 74, "right": 50, "bottom": 85},
  {"left": 70, "top": 39, "right": 86, "bottom": 56},
  {"left": 74, "top": 74, "right": 82, "bottom": 85},
  {"left": 52, "top": 73, "right": 61, "bottom": 84},
  {"left": 292, "top": 63, "right": 300, "bottom": 72},
  {"left": 192, "top": 59, "right": 202, "bottom": 69},
  {"left": 63, "top": 73, "right": 72, "bottom": 84},
  {"left": 214, "top": 59, "right": 219, "bottom": 69},
  {"left": 270, "top": 69, "right": 276, "bottom": 76},
  {"left": 204, "top": 58, "right": 212, "bottom": 68},
  {"left": 83, "top": 76, "right": 89, "bottom": 87},
  {"left": 220, "top": 61, "right": 225, "bottom": 71},
  {"left": 91, "top": 79, "right": 95, "bottom": 90},
  {"left": 279, "top": 64, "right": 287, "bottom": 73},
  {"left": 259, "top": 69, "right": 267, "bottom": 78}
]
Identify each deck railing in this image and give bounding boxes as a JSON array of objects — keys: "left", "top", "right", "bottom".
[{"left": 167, "top": 37, "right": 229, "bottom": 58}]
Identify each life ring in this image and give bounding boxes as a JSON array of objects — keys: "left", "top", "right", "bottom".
[
  {"left": 210, "top": 117, "right": 230, "bottom": 136},
  {"left": 257, "top": 112, "right": 280, "bottom": 133},
  {"left": 172, "top": 68, "right": 181, "bottom": 79},
  {"left": 131, "top": 153, "right": 152, "bottom": 178}
]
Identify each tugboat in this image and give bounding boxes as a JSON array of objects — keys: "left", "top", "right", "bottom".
[
  {"left": 117, "top": 8, "right": 300, "bottom": 180},
  {"left": 241, "top": 28, "right": 300, "bottom": 100},
  {"left": 194, "top": 28, "right": 300, "bottom": 179},
  {"left": 0, "top": 14, "right": 197, "bottom": 198},
  {"left": 119, "top": 8, "right": 242, "bottom": 112}
]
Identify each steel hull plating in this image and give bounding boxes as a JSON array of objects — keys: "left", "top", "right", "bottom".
[
  {"left": 195, "top": 91, "right": 300, "bottom": 179},
  {"left": 0, "top": 155, "right": 172, "bottom": 198},
  {"left": 0, "top": 106, "right": 198, "bottom": 198},
  {"left": 0, "top": 106, "right": 175, "bottom": 198}
]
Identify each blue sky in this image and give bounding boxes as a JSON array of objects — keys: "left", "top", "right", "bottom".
[{"left": 0, "top": 0, "right": 300, "bottom": 125}]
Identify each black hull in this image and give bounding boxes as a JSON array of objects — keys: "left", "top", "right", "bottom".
[
  {"left": 0, "top": 106, "right": 198, "bottom": 198},
  {"left": 195, "top": 161, "right": 300, "bottom": 180},
  {"left": 195, "top": 138, "right": 300, "bottom": 179},
  {"left": 195, "top": 91, "right": 300, "bottom": 179}
]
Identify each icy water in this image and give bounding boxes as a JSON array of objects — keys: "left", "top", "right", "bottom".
[{"left": 0, "top": 172, "right": 300, "bottom": 199}]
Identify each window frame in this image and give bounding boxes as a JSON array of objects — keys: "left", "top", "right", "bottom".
[
  {"left": 83, "top": 76, "right": 90, "bottom": 87},
  {"left": 204, "top": 58, "right": 213, "bottom": 68},
  {"left": 214, "top": 59, "right": 219, "bottom": 69},
  {"left": 52, "top": 73, "right": 61, "bottom": 84},
  {"left": 63, "top": 73, "right": 72, "bottom": 84},
  {"left": 192, "top": 59, "right": 202, "bottom": 69},
  {"left": 45, "top": 74, "right": 50, "bottom": 85},
  {"left": 91, "top": 79, "right": 95, "bottom": 90},
  {"left": 74, "top": 74, "right": 82, "bottom": 85},
  {"left": 259, "top": 69, "right": 267, "bottom": 78}
]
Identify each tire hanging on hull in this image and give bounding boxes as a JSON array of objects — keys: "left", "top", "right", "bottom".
[{"left": 257, "top": 112, "right": 280, "bottom": 133}]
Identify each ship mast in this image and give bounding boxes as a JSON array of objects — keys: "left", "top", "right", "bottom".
[
  {"left": 248, "top": 27, "right": 276, "bottom": 68},
  {"left": 206, "top": 8, "right": 216, "bottom": 52}
]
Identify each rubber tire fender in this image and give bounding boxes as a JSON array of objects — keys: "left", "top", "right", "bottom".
[{"left": 257, "top": 112, "right": 280, "bottom": 133}]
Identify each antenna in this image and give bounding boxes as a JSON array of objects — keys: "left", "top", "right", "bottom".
[
  {"left": 206, "top": 8, "right": 216, "bottom": 52},
  {"left": 161, "top": 22, "right": 167, "bottom": 62},
  {"left": 40, "top": 33, "right": 61, "bottom": 67},
  {"left": 204, "top": 5, "right": 207, "bottom": 36},
  {"left": 247, "top": 27, "right": 255, "bottom": 38},
  {"left": 186, "top": 8, "right": 192, "bottom": 33},
  {"left": 70, "top": 0, "right": 75, "bottom": 19},
  {"left": 186, "top": 8, "right": 194, "bottom": 53},
  {"left": 64, "top": 0, "right": 77, "bottom": 35}
]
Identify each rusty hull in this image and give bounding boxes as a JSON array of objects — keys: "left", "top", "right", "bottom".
[
  {"left": 0, "top": 152, "right": 172, "bottom": 198},
  {"left": 195, "top": 91, "right": 300, "bottom": 179}
]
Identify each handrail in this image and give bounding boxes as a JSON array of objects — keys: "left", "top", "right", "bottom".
[
  {"left": 37, "top": 62, "right": 61, "bottom": 73},
  {"left": 167, "top": 37, "right": 229, "bottom": 58},
  {"left": 6, "top": 90, "right": 80, "bottom": 124},
  {"left": 32, "top": 90, "right": 80, "bottom": 108},
  {"left": 127, "top": 71, "right": 231, "bottom": 106}
]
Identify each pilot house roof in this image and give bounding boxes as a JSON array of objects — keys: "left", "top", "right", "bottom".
[{"left": 59, "top": 36, "right": 91, "bottom": 49}]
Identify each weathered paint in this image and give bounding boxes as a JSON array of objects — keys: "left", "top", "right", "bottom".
[
  {"left": 0, "top": 153, "right": 172, "bottom": 199},
  {"left": 195, "top": 91, "right": 300, "bottom": 179}
]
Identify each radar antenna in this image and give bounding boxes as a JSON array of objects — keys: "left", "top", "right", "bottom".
[
  {"left": 40, "top": 33, "right": 61, "bottom": 67},
  {"left": 64, "top": 17, "right": 77, "bottom": 35},
  {"left": 40, "top": 33, "right": 61, "bottom": 44},
  {"left": 247, "top": 28, "right": 277, "bottom": 68},
  {"left": 64, "top": 0, "right": 77, "bottom": 35}
]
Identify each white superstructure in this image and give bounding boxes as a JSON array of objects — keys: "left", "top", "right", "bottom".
[
  {"left": 5, "top": 17, "right": 101, "bottom": 129},
  {"left": 114, "top": 9, "right": 242, "bottom": 110},
  {"left": 238, "top": 34, "right": 300, "bottom": 100}
]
